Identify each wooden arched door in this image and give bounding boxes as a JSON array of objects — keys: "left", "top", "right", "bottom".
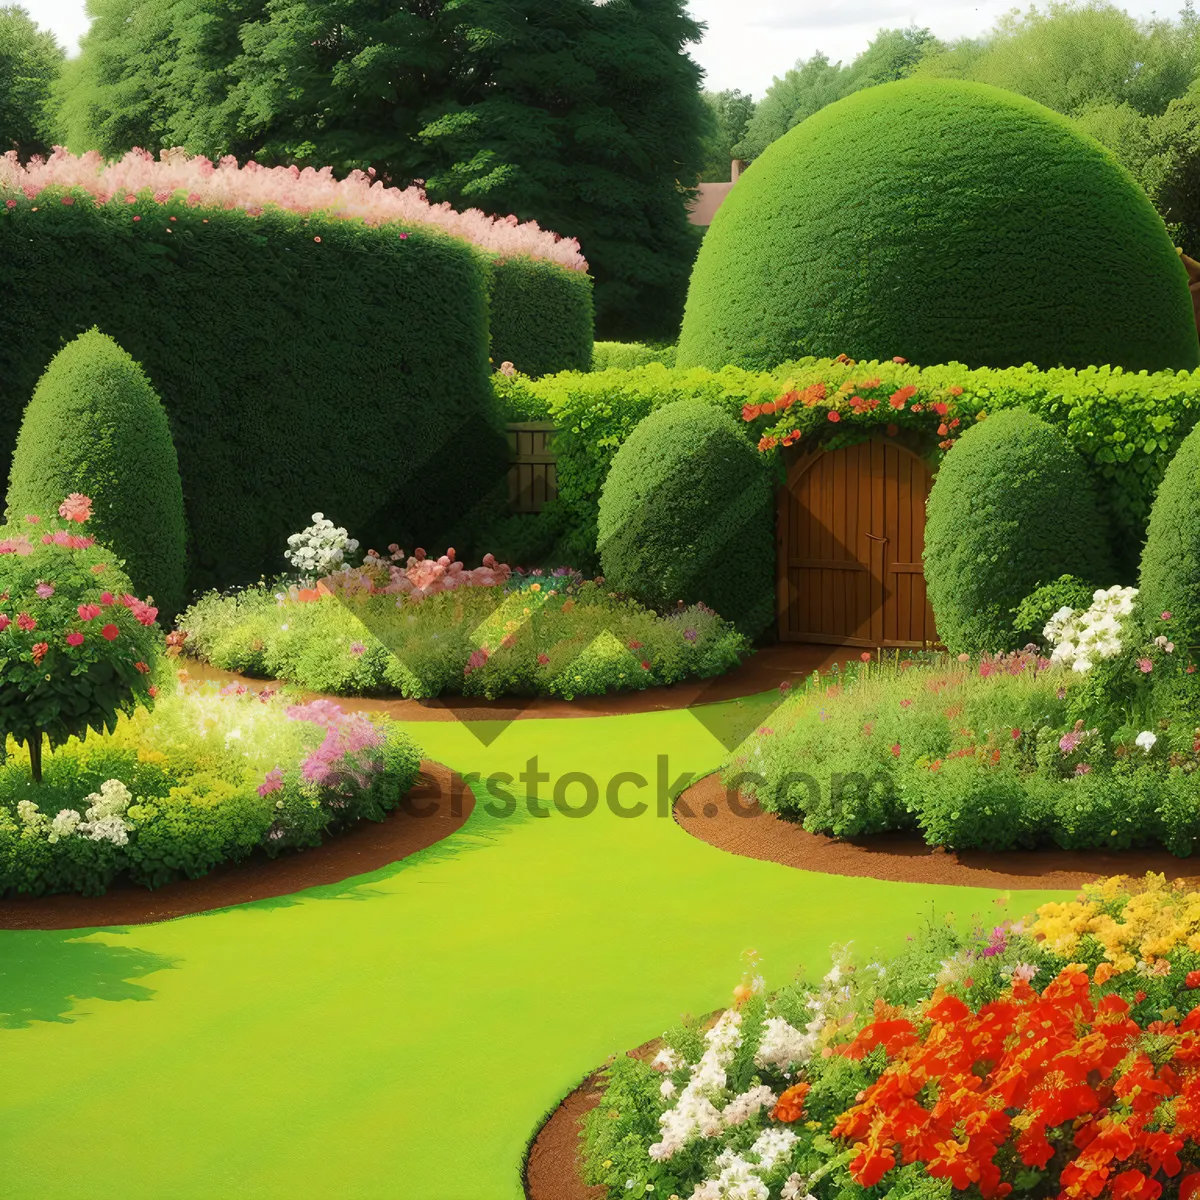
[{"left": 777, "top": 439, "right": 938, "bottom": 648}]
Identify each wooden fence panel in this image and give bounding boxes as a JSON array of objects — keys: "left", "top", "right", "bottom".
[{"left": 507, "top": 422, "right": 558, "bottom": 513}]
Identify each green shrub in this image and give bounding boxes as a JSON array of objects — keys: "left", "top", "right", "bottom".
[
  {"left": 6, "top": 329, "right": 187, "bottom": 615},
  {"left": 676, "top": 79, "right": 1198, "bottom": 374},
  {"left": 486, "top": 255, "right": 594, "bottom": 377},
  {"left": 1138, "top": 420, "right": 1200, "bottom": 655},
  {"left": 590, "top": 341, "right": 676, "bottom": 371},
  {"left": 0, "top": 190, "right": 507, "bottom": 593},
  {"left": 1011, "top": 575, "right": 1099, "bottom": 649},
  {"left": 924, "top": 409, "right": 1113, "bottom": 653},
  {"left": 597, "top": 399, "right": 775, "bottom": 638}
]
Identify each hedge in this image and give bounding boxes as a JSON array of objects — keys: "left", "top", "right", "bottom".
[
  {"left": 677, "top": 79, "right": 1198, "bottom": 375},
  {"left": 498, "top": 357, "right": 1200, "bottom": 579},
  {"left": 485, "top": 254, "right": 594, "bottom": 377},
  {"left": 0, "top": 188, "right": 508, "bottom": 594},
  {"left": 589, "top": 341, "right": 677, "bottom": 371}
]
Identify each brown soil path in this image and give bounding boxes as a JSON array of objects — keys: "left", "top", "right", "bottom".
[
  {"left": 674, "top": 772, "right": 1200, "bottom": 890},
  {"left": 0, "top": 761, "right": 472, "bottom": 930}
]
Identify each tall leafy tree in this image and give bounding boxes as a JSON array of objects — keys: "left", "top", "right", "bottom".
[
  {"left": 0, "top": 5, "right": 64, "bottom": 159},
  {"left": 59, "top": 0, "right": 709, "bottom": 340},
  {"left": 698, "top": 88, "right": 755, "bottom": 181}
]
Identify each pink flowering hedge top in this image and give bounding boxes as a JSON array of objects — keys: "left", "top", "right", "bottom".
[{"left": 0, "top": 495, "right": 162, "bottom": 754}]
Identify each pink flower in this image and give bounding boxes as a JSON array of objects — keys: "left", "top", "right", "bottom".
[
  {"left": 900, "top": 699, "right": 913, "bottom": 708},
  {"left": 890, "top": 743, "right": 901, "bottom": 757},
  {"left": 58, "top": 493, "right": 92, "bottom": 523},
  {"left": 101, "top": 623, "right": 119, "bottom": 640},
  {"left": 1163, "top": 611, "right": 1173, "bottom": 621},
  {"left": 860, "top": 651, "right": 871, "bottom": 662},
  {"left": 77, "top": 603, "right": 101, "bottom": 621},
  {"left": 65, "top": 631, "right": 84, "bottom": 647},
  {"left": 349, "top": 641, "right": 366, "bottom": 656},
  {"left": 1012, "top": 728, "right": 1021, "bottom": 739},
  {"left": 1075, "top": 763, "right": 1092, "bottom": 775},
  {"left": 0, "top": 615, "right": 9, "bottom": 631},
  {"left": 31, "top": 641, "right": 48, "bottom": 663},
  {"left": 24, "top": 515, "right": 40, "bottom": 525},
  {"left": 100, "top": 592, "right": 115, "bottom": 605},
  {"left": 0, "top": 536, "right": 33, "bottom": 556},
  {"left": 16, "top": 612, "right": 36, "bottom": 632},
  {"left": 1138, "top": 658, "right": 1153, "bottom": 673},
  {"left": 61, "top": 195, "right": 75, "bottom": 206},
  {"left": 4, "top": 199, "right": 14, "bottom": 209},
  {"left": 257, "top": 767, "right": 284, "bottom": 797},
  {"left": 91, "top": 563, "right": 107, "bottom": 574},
  {"left": 35, "top": 582, "right": 54, "bottom": 600},
  {"left": 1059, "top": 730, "right": 1083, "bottom": 754}
]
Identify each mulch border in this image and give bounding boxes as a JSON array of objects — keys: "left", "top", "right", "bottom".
[
  {"left": 673, "top": 771, "right": 1200, "bottom": 890},
  {"left": 0, "top": 760, "right": 472, "bottom": 930}
]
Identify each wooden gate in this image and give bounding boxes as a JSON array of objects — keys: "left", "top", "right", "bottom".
[
  {"left": 507, "top": 421, "right": 558, "bottom": 513},
  {"left": 777, "top": 439, "right": 938, "bottom": 648}
]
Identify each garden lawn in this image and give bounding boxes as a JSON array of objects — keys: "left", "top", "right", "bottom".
[{"left": 0, "top": 699, "right": 1071, "bottom": 1200}]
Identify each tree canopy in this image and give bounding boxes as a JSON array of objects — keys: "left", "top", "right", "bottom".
[
  {"left": 0, "top": 5, "right": 64, "bottom": 159},
  {"left": 698, "top": 88, "right": 755, "bottom": 181}
]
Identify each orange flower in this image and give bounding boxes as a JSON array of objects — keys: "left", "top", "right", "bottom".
[
  {"left": 1095, "top": 962, "right": 1119, "bottom": 985},
  {"left": 771, "top": 1082, "right": 810, "bottom": 1123}
]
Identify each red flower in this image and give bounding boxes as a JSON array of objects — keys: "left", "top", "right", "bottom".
[
  {"left": 891, "top": 743, "right": 900, "bottom": 757},
  {"left": 932, "top": 402, "right": 949, "bottom": 416},
  {"left": 742, "top": 403, "right": 761, "bottom": 422},
  {"left": 536, "top": 653, "right": 549, "bottom": 665},
  {"left": 886, "top": 423, "right": 899, "bottom": 437},
  {"left": 16, "top": 612, "right": 36, "bottom": 632},
  {"left": 1187, "top": 971, "right": 1200, "bottom": 989},
  {"left": 65, "top": 631, "right": 84, "bottom": 647},
  {"left": 827, "top": 410, "right": 841, "bottom": 422},
  {"left": 135, "top": 660, "right": 150, "bottom": 673},
  {"left": 892, "top": 355, "right": 907, "bottom": 364},
  {"left": 100, "top": 591, "right": 115, "bottom": 605},
  {"left": 77, "top": 603, "right": 101, "bottom": 621},
  {"left": 31, "top": 641, "right": 48, "bottom": 663},
  {"left": 148, "top": 685, "right": 158, "bottom": 698},
  {"left": 101, "top": 623, "right": 119, "bottom": 640},
  {"left": 860, "top": 651, "right": 871, "bottom": 662},
  {"left": 938, "top": 423, "right": 949, "bottom": 436},
  {"left": 641, "top": 659, "right": 651, "bottom": 670}
]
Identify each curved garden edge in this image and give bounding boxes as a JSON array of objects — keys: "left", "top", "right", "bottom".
[
  {"left": 177, "top": 642, "right": 846, "bottom": 719},
  {"left": 673, "top": 771, "right": 1200, "bottom": 890},
  {"left": 0, "top": 760, "right": 473, "bottom": 930}
]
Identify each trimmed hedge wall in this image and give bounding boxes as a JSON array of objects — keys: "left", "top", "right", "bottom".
[
  {"left": 590, "top": 341, "right": 677, "bottom": 371},
  {"left": 0, "top": 189, "right": 508, "bottom": 594},
  {"left": 677, "top": 79, "right": 1199, "bottom": 374},
  {"left": 486, "top": 255, "right": 594, "bottom": 377},
  {"left": 496, "top": 357, "right": 1200, "bottom": 579}
]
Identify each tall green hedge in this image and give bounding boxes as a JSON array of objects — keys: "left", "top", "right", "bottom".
[
  {"left": 598, "top": 400, "right": 775, "bottom": 637},
  {"left": 924, "top": 409, "right": 1113, "bottom": 653},
  {"left": 0, "top": 189, "right": 508, "bottom": 593},
  {"left": 497, "top": 357, "right": 1200, "bottom": 578},
  {"left": 485, "top": 255, "right": 593, "bottom": 378},
  {"left": 1139, "top": 422, "right": 1200, "bottom": 653},
  {"left": 677, "top": 79, "right": 1199, "bottom": 375},
  {"left": 6, "top": 329, "right": 188, "bottom": 616}
]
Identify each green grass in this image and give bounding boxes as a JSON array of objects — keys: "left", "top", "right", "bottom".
[{"left": 0, "top": 696, "right": 1072, "bottom": 1199}]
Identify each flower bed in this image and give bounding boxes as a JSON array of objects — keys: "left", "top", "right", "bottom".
[
  {"left": 582, "top": 875, "right": 1200, "bottom": 1200},
  {"left": 0, "top": 681, "right": 422, "bottom": 896},
  {"left": 177, "top": 536, "right": 748, "bottom": 700}
]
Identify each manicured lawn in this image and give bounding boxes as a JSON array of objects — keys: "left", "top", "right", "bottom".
[{"left": 0, "top": 698, "right": 1071, "bottom": 1200}]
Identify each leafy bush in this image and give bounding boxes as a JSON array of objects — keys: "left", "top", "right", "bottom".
[
  {"left": 598, "top": 400, "right": 776, "bottom": 639},
  {"left": 924, "top": 409, "right": 1113, "bottom": 653},
  {"left": 1011, "top": 574, "right": 1099, "bottom": 649},
  {"left": 0, "top": 496, "right": 162, "bottom": 782},
  {"left": 486, "top": 255, "right": 594, "bottom": 377},
  {"left": 0, "top": 682, "right": 422, "bottom": 896},
  {"left": 6, "top": 329, "right": 187, "bottom": 616},
  {"left": 1139, "top": 420, "right": 1200, "bottom": 657},
  {"left": 728, "top": 648, "right": 1200, "bottom": 855},
  {"left": 676, "top": 79, "right": 1198, "bottom": 373},
  {"left": 583, "top": 877, "right": 1200, "bottom": 1200},
  {"left": 177, "top": 571, "right": 748, "bottom": 700},
  {"left": 0, "top": 186, "right": 507, "bottom": 593},
  {"left": 590, "top": 341, "right": 677, "bottom": 371}
]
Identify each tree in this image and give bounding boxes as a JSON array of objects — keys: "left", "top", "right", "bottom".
[
  {"left": 698, "top": 88, "right": 755, "bottom": 181},
  {"left": 0, "top": 5, "right": 64, "bottom": 159},
  {"left": 57, "top": 0, "right": 710, "bottom": 341}
]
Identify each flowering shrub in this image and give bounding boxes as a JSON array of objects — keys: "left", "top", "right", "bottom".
[
  {"left": 584, "top": 878, "right": 1200, "bottom": 1200},
  {"left": 0, "top": 680, "right": 422, "bottom": 896},
  {"left": 1046, "top": 586, "right": 1139, "bottom": 672},
  {"left": 0, "top": 147, "right": 586, "bottom": 270},
  {"left": 284, "top": 513, "right": 361, "bottom": 578},
  {"left": 0, "top": 497, "right": 162, "bottom": 781},
  {"left": 726, "top": 652, "right": 1200, "bottom": 855}
]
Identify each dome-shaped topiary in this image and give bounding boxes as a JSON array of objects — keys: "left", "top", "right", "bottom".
[
  {"left": 924, "top": 408, "right": 1113, "bottom": 654},
  {"left": 6, "top": 329, "right": 187, "bottom": 616},
  {"left": 1138, "top": 421, "right": 1200, "bottom": 653},
  {"left": 597, "top": 399, "right": 775, "bottom": 637},
  {"left": 676, "top": 79, "right": 1198, "bottom": 375}
]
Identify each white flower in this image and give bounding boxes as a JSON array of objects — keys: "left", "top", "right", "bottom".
[
  {"left": 83, "top": 779, "right": 132, "bottom": 822},
  {"left": 781, "top": 1175, "right": 811, "bottom": 1200},
  {"left": 1136, "top": 730, "right": 1157, "bottom": 753},
  {"left": 283, "top": 513, "right": 360, "bottom": 577},
  {"left": 749, "top": 1126, "right": 798, "bottom": 1171},
  {"left": 660, "top": 1078, "right": 677, "bottom": 1099},
  {"left": 754, "top": 1018, "right": 814, "bottom": 1071},
  {"left": 48, "top": 809, "right": 81, "bottom": 843},
  {"left": 79, "top": 815, "right": 129, "bottom": 846},
  {"left": 651, "top": 1047, "right": 683, "bottom": 1073},
  {"left": 16, "top": 799, "right": 48, "bottom": 830},
  {"left": 722, "top": 1085, "right": 776, "bottom": 1126}
]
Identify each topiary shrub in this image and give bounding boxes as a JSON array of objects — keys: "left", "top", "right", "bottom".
[
  {"left": 677, "top": 78, "right": 1198, "bottom": 374},
  {"left": 597, "top": 399, "right": 775, "bottom": 637},
  {"left": 7, "top": 330, "right": 187, "bottom": 617},
  {"left": 486, "top": 255, "right": 594, "bottom": 377},
  {"left": 924, "top": 409, "right": 1113, "bottom": 654},
  {"left": 1138, "top": 420, "right": 1200, "bottom": 654}
]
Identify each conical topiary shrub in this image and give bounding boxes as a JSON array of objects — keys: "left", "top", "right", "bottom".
[
  {"left": 6, "top": 329, "right": 187, "bottom": 616},
  {"left": 924, "top": 408, "right": 1113, "bottom": 654}
]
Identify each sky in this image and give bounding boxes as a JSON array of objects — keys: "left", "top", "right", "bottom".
[{"left": 21, "top": 0, "right": 1195, "bottom": 95}]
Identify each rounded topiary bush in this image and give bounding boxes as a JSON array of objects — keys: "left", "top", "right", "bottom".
[
  {"left": 1139, "top": 420, "right": 1200, "bottom": 653},
  {"left": 924, "top": 408, "right": 1113, "bottom": 654},
  {"left": 7, "top": 329, "right": 187, "bottom": 616},
  {"left": 676, "top": 78, "right": 1198, "bottom": 374},
  {"left": 597, "top": 400, "right": 775, "bottom": 637}
]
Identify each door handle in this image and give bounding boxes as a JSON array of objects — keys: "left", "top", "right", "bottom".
[{"left": 865, "top": 532, "right": 888, "bottom": 542}]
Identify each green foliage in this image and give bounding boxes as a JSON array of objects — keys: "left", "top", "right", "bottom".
[
  {"left": 7, "top": 329, "right": 187, "bottom": 616},
  {"left": 179, "top": 577, "right": 748, "bottom": 699},
  {"left": 0, "top": 190, "right": 507, "bottom": 594},
  {"left": 0, "top": 5, "right": 63, "bottom": 158},
  {"left": 485, "top": 255, "right": 593, "bottom": 378},
  {"left": 590, "top": 341, "right": 677, "bottom": 371},
  {"left": 57, "top": 0, "right": 709, "bottom": 342},
  {"left": 0, "top": 684, "right": 422, "bottom": 896},
  {"left": 597, "top": 399, "right": 775, "bottom": 638},
  {"left": 1138, "top": 419, "right": 1200, "bottom": 655},
  {"left": 0, "top": 508, "right": 161, "bottom": 773},
  {"left": 698, "top": 88, "right": 756, "bottom": 181},
  {"left": 1011, "top": 575, "right": 1100, "bottom": 649},
  {"left": 678, "top": 79, "right": 1199, "bottom": 375},
  {"left": 925, "top": 409, "right": 1113, "bottom": 654}
]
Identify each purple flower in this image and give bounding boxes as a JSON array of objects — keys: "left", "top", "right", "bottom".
[
  {"left": 350, "top": 641, "right": 366, "bottom": 656},
  {"left": 684, "top": 627, "right": 698, "bottom": 642}
]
